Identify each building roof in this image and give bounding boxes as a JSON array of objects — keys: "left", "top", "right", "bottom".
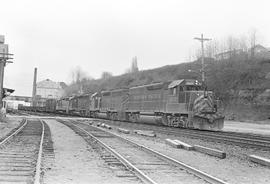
[
  {"left": 168, "top": 80, "right": 184, "bottom": 88},
  {"left": 37, "top": 79, "right": 65, "bottom": 89},
  {"left": 253, "top": 44, "right": 266, "bottom": 50}
]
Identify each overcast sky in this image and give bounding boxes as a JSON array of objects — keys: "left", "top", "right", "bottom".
[{"left": 1, "top": 0, "right": 270, "bottom": 96}]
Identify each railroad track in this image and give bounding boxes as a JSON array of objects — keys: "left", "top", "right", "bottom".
[
  {"left": 145, "top": 127, "right": 270, "bottom": 150},
  {"left": 16, "top": 110, "right": 270, "bottom": 149},
  {"left": 59, "top": 119, "right": 227, "bottom": 184},
  {"left": 0, "top": 118, "right": 51, "bottom": 184},
  {"left": 92, "top": 119, "right": 270, "bottom": 150},
  {"left": 164, "top": 129, "right": 270, "bottom": 149}
]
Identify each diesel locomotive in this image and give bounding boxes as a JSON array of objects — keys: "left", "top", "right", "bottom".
[{"left": 21, "top": 79, "right": 225, "bottom": 131}]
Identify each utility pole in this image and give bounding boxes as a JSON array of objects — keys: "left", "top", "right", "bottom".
[
  {"left": 0, "top": 35, "right": 13, "bottom": 109},
  {"left": 194, "top": 34, "right": 211, "bottom": 83}
]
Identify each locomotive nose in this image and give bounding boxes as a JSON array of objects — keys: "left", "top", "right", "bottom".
[{"left": 193, "top": 93, "right": 214, "bottom": 113}]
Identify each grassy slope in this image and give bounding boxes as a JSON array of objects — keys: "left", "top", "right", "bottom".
[{"left": 66, "top": 58, "right": 270, "bottom": 121}]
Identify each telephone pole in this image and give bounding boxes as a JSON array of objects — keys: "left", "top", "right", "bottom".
[
  {"left": 194, "top": 34, "right": 211, "bottom": 83},
  {"left": 0, "top": 35, "right": 13, "bottom": 109}
]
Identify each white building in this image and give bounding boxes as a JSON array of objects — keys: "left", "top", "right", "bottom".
[
  {"left": 3, "top": 96, "right": 32, "bottom": 110},
  {"left": 36, "top": 79, "right": 66, "bottom": 99}
]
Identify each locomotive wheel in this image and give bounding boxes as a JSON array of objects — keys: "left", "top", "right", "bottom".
[
  {"left": 168, "top": 116, "right": 176, "bottom": 127},
  {"left": 129, "top": 113, "right": 137, "bottom": 123},
  {"left": 167, "top": 116, "right": 173, "bottom": 127},
  {"left": 112, "top": 113, "right": 118, "bottom": 121},
  {"left": 180, "top": 116, "right": 188, "bottom": 128},
  {"left": 173, "top": 117, "right": 180, "bottom": 127}
]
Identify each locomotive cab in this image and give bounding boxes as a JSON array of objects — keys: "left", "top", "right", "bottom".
[
  {"left": 167, "top": 79, "right": 202, "bottom": 113},
  {"left": 166, "top": 79, "right": 224, "bottom": 130},
  {"left": 89, "top": 92, "right": 101, "bottom": 118}
]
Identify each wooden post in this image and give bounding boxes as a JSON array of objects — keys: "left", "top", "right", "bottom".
[{"left": 0, "top": 60, "right": 4, "bottom": 108}]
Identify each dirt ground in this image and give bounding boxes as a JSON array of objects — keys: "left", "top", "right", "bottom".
[{"left": 42, "top": 119, "right": 141, "bottom": 184}]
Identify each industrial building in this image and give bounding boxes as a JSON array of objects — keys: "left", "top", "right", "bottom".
[{"left": 36, "top": 79, "right": 66, "bottom": 99}]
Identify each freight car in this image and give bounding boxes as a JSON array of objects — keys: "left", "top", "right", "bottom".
[{"left": 45, "top": 99, "right": 57, "bottom": 113}]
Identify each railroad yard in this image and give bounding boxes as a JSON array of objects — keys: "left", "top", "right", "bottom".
[
  {"left": 0, "top": 113, "right": 269, "bottom": 184},
  {"left": 1, "top": 1, "right": 270, "bottom": 183}
]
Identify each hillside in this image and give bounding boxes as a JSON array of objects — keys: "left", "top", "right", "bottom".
[{"left": 65, "top": 57, "right": 270, "bottom": 121}]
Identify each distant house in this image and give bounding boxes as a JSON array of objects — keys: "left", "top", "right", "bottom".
[
  {"left": 215, "top": 44, "right": 270, "bottom": 61},
  {"left": 249, "top": 44, "right": 270, "bottom": 60},
  {"left": 36, "top": 79, "right": 66, "bottom": 99}
]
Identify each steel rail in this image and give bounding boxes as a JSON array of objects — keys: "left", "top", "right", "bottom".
[
  {"left": 34, "top": 119, "right": 45, "bottom": 184},
  {"left": 0, "top": 118, "right": 27, "bottom": 146},
  {"left": 75, "top": 120, "right": 228, "bottom": 184},
  {"left": 94, "top": 126, "right": 228, "bottom": 184},
  {"left": 91, "top": 118, "right": 270, "bottom": 141},
  {"left": 70, "top": 122, "right": 158, "bottom": 184},
  {"left": 91, "top": 119, "right": 270, "bottom": 149},
  {"left": 167, "top": 129, "right": 270, "bottom": 143},
  {"left": 156, "top": 129, "right": 270, "bottom": 149}
]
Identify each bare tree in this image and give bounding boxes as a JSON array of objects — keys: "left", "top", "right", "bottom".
[
  {"left": 249, "top": 28, "right": 257, "bottom": 59},
  {"left": 101, "top": 71, "right": 113, "bottom": 80},
  {"left": 71, "top": 66, "right": 88, "bottom": 84},
  {"left": 66, "top": 66, "right": 92, "bottom": 95},
  {"left": 239, "top": 35, "right": 248, "bottom": 52},
  {"left": 204, "top": 39, "right": 220, "bottom": 58},
  {"left": 131, "top": 56, "right": 139, "bottom": 73},
  {"left": 125, "top": 56, "right": 139, "bottom": 74}
]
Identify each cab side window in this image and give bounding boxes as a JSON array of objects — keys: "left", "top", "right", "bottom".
[
  {"left": 179, "top": 86, "right": 184, "bottom": 92},
  {"left": 169, "top": 87, "right": 177, "bottom": 95},
  {"left": 179, "top": 86, "right": 185, "bottom": 103},
  {"left": 173, "top": 88, "right": 176, "bottom": 95}
]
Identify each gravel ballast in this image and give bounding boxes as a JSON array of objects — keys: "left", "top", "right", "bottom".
[
  {"left": 92, "top": 119, "right": 270, "bottom": 184},
  {"left": 43, "top": 119, "right": 141, "bottom": 184}
]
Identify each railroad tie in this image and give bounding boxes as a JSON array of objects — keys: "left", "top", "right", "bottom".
[
  {"left": 249, "top": 155, "right": 270, "bottom": 167},
  {"left": 194, "top": 145, "right": 226, "bottom": 159}
]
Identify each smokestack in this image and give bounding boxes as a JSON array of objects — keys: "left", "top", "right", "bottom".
[{"left": 32, "top": 67, "right": 37, "bottom": 106}]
